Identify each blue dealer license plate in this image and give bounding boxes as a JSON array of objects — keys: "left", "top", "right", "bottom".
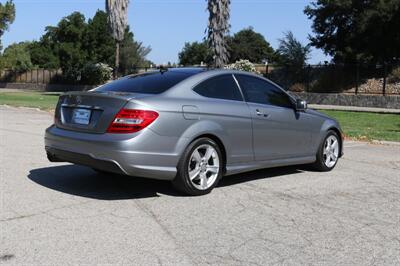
[{"left": 72, "top": 108, "right": 91, "bottom": 125}]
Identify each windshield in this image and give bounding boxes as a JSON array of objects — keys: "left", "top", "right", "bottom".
[{"left": 94, "top": 71, "right": 196, "bottom": 94}]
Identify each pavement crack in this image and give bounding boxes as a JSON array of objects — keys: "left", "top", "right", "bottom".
[
  {"left": 0, "top": 254, "right": 15, "bottom": 261},
  {"left": 1, "top": 200, "right": 91, "bottom": 222},
  {"left": 132, "top": 200, "right": 195, "bottom": 264}
]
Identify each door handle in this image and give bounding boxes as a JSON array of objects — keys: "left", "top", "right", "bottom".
[{"left": 255, "top": 109, "right": 269, "bottom": 118}]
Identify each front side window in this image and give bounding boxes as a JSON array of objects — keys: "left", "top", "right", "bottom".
[
  {"left": 193, "top": 75, "right": 243, "bottom": 101},
  {"left": 235, "top": 75, "right": 293, "bottom": 108}
]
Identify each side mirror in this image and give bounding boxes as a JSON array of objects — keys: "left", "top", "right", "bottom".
[{"left": 295, "top": 99, "right": 307, "bottom": 111}]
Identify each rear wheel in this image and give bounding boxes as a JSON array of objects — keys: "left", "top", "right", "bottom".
[
  {"left": 172, "top": 138, "right": 223, "bottom": 196},
  {"left": 312, "top": 130, "right": 340, "bottom": 171}
]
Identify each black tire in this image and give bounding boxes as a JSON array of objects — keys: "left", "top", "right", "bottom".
[
  {"left": 172, "top": 138, "right": 223, "bottom": 196},
  {"left": 312, "top": 130, "right": 341, "bottom": 171}
]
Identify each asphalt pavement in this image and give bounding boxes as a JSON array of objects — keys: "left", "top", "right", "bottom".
[{"left": 1, "top": 105, "right": 399, "bottom": 265}]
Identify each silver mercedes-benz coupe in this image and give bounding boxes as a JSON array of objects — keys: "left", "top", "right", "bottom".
[{"left": 45, "top": 68, "right": 343, "bottom": 195}]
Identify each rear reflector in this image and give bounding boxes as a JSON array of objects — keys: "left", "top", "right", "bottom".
[{"left": 107, "top": 109, "right": 159, "bottom": 133}]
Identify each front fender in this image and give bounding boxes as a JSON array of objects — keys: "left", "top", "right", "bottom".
[{"left": 315, "top": 119, "right": 343, "bottom": 156}]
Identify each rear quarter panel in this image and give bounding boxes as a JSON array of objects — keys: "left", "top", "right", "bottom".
[{"left": 137, "top": 95, "right": 254, "bottom": 165}]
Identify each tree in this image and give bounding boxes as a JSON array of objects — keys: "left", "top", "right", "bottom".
[
  {"left": 31, "top": 10, "right": 115, "bottom": 70},
  {"left": 30, "top": 12, "right": 91, "bottom": 82},
  {"left": 0, "top": 0, "right": 15, "bottom": 50},
  {"left": 52, "top": 12, "right": 89, "bottom": 82},
  {"left": 86, "top": 10, "right": 115, "bottom": 67},
  {"left": 275, "top": 31, "right": 311, "bottom": 87},
  {"left": 178, "top": 41, "right": 212, "bottom": 66},
  {"left": 106, "top": 0, "right": 130, "bottom": 77},
  {"left": 29, "top": 40, "right": 60, "bottom": 69},
  {"left": 27, "top": 10, "right": 150, "bottom": 83},
  {"left": 206, "top": 0, "right": 231, "bottom": 68},
  {"left": 0, "top": 41, "right": 33, "bottom": 71},
  {"left": 119, "top": 26, "right": 151, "bottom": 75},
  {"left": 305, "top": 0, "right": 400, "bottom": 64},
  {"left": 228, "top": 27, "right": 275, "bottom": 64},
  {"left": 277, "top": 31, "right": 310, "bottom": 67}
]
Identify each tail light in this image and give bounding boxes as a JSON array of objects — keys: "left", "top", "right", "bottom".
[{"left": 107, "top": 109, "right": 159, "bottom": 134}]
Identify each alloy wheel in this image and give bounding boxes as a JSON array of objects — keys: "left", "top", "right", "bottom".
[
  {"left": 323, "top": 135, "right": 339, "bottom": 168},
  {"left": 187, "top": 144, "right": 220, "bottom": 190}
]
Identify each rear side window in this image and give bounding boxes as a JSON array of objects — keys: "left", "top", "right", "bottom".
[
  {"left": 235, "top": 75, "right": 293, "bottom": 108},
  {"left": 193, "top": 75, "right": 243, "bottom": 101},
  {"left": 95, "top": 71, "right": 194, "bottom": 94}
]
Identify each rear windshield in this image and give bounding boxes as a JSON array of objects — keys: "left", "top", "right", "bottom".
[{"left": 94, "top": 71, "right": 195, "bottom": 94}]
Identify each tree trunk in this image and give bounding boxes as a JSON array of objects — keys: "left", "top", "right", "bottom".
[
  {"left": 206, "top": 0, "right": 231, "bottom": 68},
  {"left": 114, "top": 41, "right": 120, "bottom": 79}
]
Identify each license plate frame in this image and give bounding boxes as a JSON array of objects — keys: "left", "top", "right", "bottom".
[{"left": 72, "top": 108, "right": 92, "bottom": 125}]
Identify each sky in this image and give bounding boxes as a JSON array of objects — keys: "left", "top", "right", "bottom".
[{"left": 1, "top": 0, "right": 330, "bottom": 64}]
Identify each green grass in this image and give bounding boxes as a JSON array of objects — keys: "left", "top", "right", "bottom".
[
  {"left": 320, "top": 110, "right": 400, "bottom": 142},
  {"left": 0, "top": 91, "right": 399, "bottom": 141},
  {"left": 0, "top": 91, "right": 59, "bottom": 111}
]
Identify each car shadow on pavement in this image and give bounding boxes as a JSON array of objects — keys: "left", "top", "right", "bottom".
[
  {"left": 28, "top": 164, "right": 179, "bottom": 200},
  {"left": 218, "top": 165, "right": 303, "bottom": 187},
  {"left": 28, "top": 164, "right": 304, "bottom": 200}
]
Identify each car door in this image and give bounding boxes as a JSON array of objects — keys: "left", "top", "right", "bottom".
[
  {"left": 192, "top": 74, "right": 253, "bottom": 164},
  {"left": 234, "top": 74, "right": 313, "bottom": 161}
]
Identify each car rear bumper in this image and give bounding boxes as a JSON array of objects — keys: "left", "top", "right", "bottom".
[
  {"left": 46, "top": 147, "right": 126, "bottom": 175},
  {"left": 45, "top": 125, "right": 180, "bottom": 180}
]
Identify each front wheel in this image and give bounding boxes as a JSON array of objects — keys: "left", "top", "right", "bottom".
[
  {"left": 172, "top": 138, "right": 223, "bottom": 196},
  {"left": 312, "top": 130, "right": 341, "bottom": 171}
]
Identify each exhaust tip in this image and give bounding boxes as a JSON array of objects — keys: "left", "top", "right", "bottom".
[{"left": 46, "top": 151, "right": 63, "bottom": 162}]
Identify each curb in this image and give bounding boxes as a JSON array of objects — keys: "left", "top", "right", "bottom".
[
  {"left": 309, "top": 104, "right": 400, "bottom": 114},
  {"left": 344, "top": 138, "right": 400, "bottom": 146},
  {"left": 371, "top": 140, "right": 400, "bottom": 146},
  {"left": 0, "top": 104, "right": 54, "bottom": 115}
]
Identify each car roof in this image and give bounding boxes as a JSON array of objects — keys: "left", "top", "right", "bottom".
[
  {"left": 169, "top": 67, "right": 261, "bottom": 80},
  {"left": 149, "top": 67, "right": 259, "bottom": 77},
  {"left": 166, "top": 67, "right": 208, "bottom": 74},
  {"left": 167, "top": 67, "right": 266, "bottom": 79}
]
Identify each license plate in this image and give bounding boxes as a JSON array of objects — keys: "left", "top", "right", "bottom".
[{"left": 72, "top": 108, "right": 91, "bottom": 125}]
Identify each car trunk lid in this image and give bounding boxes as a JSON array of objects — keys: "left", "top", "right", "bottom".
[{"left": 55, "top": 91, "right": 151, "bottom": 134}]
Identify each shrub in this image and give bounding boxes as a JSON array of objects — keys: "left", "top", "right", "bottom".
[
  {"left": 62, "top": 67, "right": 82, "bottom": 84},
  {"left": 81, "top": 63, "right": 113, "bottom": 85},
  {"left": 289, "top": 83, "right": 306, "bottom": 92},
  {"left": 0, "top": 42, "right": 34, "bottom": 72},
  {"left": 224, "top": 59, "right": 260, "bottom": 74},
  {"left": 307, "top": 65, "right": 356, "bottom": 93},
  {"left": 388, "top": 67, "right": 400, "bottom": 83}
]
